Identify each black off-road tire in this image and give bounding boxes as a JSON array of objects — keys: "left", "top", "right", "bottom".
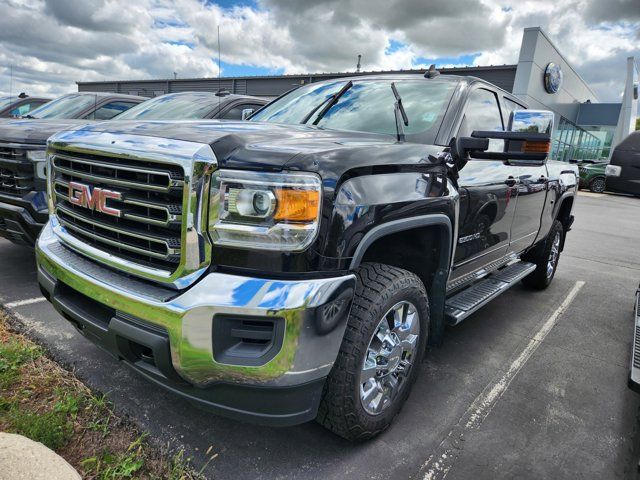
[
  {"left": 522, "top": 220, "right": 563, "bottom": 290},
  {"left": 316, "top": 263, "right": 429, "bottom": 441},
  {"left": 589, "top": 176, "right": 606, "bottom": 193}
]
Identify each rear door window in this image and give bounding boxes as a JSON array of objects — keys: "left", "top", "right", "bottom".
[{"left": 219, "top": 103, "right": 265, "bottom": 120}]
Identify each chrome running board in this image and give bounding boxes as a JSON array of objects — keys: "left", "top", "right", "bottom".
[{"left": 445, "top": 261, "right": 536, "bottom": 326}]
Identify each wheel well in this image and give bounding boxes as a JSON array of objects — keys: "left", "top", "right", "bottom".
[
  {"left": 359, "top": 226, "right": 444, "bottom": 292},
  {"left": 357, "top": 225, "right": 450, "bottom": 346},
  {"left": 556, "top": 196, "right": 574, "bottom": 249}
]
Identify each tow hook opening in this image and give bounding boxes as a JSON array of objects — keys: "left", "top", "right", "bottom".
[{"left": 128, "top": 340, "right": 155, "bottom": 366}]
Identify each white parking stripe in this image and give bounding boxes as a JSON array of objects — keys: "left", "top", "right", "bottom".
[
  {"left": 419, "top": 280, "right": 585, "bottom": 480},
  {"left": 4, "top": 297, "right": 47, "bottom": 309}
]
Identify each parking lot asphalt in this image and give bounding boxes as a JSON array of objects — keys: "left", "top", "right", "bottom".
[{"left": 1, "top": 191, "right": 639, "bottom": 479}]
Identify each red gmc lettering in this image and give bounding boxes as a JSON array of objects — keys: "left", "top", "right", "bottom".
[{"left": 68, "top": 181, "right": 122, "bottom": 217}]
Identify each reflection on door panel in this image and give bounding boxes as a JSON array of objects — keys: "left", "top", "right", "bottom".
[{"left": 508, "top": 164, "right": 548, "bottom": 253}]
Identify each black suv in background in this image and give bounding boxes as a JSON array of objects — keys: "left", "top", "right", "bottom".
[
  {"left": 0, "top": 91, "right": 267, "bottom": 246},
  {"left": 0, "top": 94, "right": 51, "bottom": 118},
  {"left": 606, "top": 131, "right": 640, "bottom": 196}
]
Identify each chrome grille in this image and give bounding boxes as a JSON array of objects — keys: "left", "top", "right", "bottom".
[
  {"left": 0, "top": 143, "right": 34, "bottom": 197},
  {"left": 51, "top": 149, "right": 186, "bottom": 272}
]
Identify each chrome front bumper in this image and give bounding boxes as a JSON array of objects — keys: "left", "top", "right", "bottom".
[{"left": 36, "top": 221, "right": 356, "bottom": 389}]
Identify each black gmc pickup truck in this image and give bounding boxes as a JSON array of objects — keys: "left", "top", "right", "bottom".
[{"left": 36, "top": 72, "right": 578, "bottom": 441}]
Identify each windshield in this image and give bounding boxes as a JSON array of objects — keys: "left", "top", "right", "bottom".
[
  {"left": 115, "top": 93, "right": 218, "bottom": 120},
  {"left": 26, "top": 94, "right": 96, "bottom": 119},
  {"left": 251, "top": 79, "right": 456, "bottom": 139}
]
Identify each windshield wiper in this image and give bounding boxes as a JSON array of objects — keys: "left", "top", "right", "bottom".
[
  {"left": 391, "top": 82, "right": 409, "bottom": 142},
  {"left": 309, "top": 80, "right": 353, "bottom": 126}
]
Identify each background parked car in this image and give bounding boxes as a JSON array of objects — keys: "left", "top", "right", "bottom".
[
  {"left": 606, "top": 131, "right": 640, "bottom": 197},
  {"left": 578, "top": 161, "right": 607, "bottom": 193},
  {"left": 0, "top": 91, "right": 268, "bottom": 246},
  {"left": 115, "top": 91, "right": 267, "bottom": 121},
  {"left": 0, "top": 94, "right": 51, "bottom": 118}
]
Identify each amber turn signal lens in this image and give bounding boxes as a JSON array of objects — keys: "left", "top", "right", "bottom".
[
  {"left": 522, "top": 140, "right": 551, "bottom": 153},
  {"left": 273, "top": 189, "right": 320, "bottom": 222}
]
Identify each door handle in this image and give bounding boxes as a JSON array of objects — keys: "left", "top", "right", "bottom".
[{"left": 505, "top": 177, "right": 518, "bottom": 187}]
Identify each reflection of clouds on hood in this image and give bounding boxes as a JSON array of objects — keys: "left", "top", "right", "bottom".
[{"left": 0, "top": 0, "right": 636, "bottom": 102}]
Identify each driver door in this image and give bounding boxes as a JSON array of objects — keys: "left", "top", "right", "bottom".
[{"left": 450, "top": 87, "right": 519, "bottom": 282}]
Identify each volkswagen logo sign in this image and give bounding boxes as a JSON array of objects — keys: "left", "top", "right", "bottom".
[{"left": 544, "top": 62, "right": 563, "bottom": 94}]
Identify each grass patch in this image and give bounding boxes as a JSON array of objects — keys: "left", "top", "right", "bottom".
[{"left": 0, "top": 310, "right": 207, "bottom": 479}]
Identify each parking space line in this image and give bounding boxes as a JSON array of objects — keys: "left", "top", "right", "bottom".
[
  {"left": 4, "top": 297, "right": 47, "bottom": 309},
  {"left": 418, "top": 281, "right": 585, "bottom": 480}
]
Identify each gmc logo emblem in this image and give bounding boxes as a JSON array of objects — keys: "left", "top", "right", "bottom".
[{"left": 68, "top": 181, "right": 122, "bottom": 217}]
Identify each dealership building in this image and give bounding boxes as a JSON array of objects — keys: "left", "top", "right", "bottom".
[{"left": 79, "top": 27, "right": 638, "bottom": 162}]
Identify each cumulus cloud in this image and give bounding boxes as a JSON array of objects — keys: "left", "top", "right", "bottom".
[{"left": 0, "top": 0, "right": 637, "bottom": 101}]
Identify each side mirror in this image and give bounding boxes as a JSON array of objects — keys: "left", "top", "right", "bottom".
[
  {"left": 241, "top": 108, "right": 255, "bottom": 120},
  {"left": 456, "top": 110, "right": 554, "bottom": 163}
]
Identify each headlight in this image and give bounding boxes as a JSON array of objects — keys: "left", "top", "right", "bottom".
[
  {"left": 209, "top": 170, "right": 322, "bottom": 251},
  {"left": 27, "top": 149, "right": 47, "bottom": 180},
  {"left": 605, "top": 164, "right": 621, "bottom": 177}
]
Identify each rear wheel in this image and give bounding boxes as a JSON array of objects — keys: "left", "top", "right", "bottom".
[
  {"left": 316, "top": 263, "right": 429, "bottom": 441},
  {"left": 589, "top": 176, "right": 606, "bottom": 193},
  {"left": 522, "top": 220, "right": 563, "bottom": 290}
]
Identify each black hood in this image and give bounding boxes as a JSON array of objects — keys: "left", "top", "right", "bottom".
[
  {"left": 0, "top": 118, "right": 95, "bottom": 145},
  {"left": 52, "top": 120, "right": 444, "bottom": 174}
]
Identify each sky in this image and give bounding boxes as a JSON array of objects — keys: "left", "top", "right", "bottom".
[{"left": 0, "top": 0, "right": 638, "bottom": 102}]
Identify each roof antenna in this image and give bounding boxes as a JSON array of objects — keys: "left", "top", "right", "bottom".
[
  {"left": 425, "top": 64, "right": 440, "bottom": 79},
  {"left": 356, "top": 54, "right": 362, "bottom": 73}
]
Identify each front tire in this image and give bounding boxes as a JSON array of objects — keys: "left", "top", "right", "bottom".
[
  {"left": 522, "top": 220, "right": 563, "bottom": 290},
  {"left": 589, "top": 176, "right": 606, "bottom": 193},
  {"left": 316, "top": 263, "right": 429, "bottom": 441}
]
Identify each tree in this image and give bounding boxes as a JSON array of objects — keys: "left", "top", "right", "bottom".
[{"left": 636, "top": 116, "right": 640, "bottom": 130}]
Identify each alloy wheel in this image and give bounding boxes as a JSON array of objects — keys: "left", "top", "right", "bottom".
[
  {"left": 359, "top": 301, "right": 420, "bottom": 415},
  {"left": 546, "top": 231, "right": 561, "bottom": 279},
  {"left": 590, "top": 177, "right": 606, "bottom": 193}
]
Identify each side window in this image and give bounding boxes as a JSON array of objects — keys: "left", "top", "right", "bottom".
[
  {"left": 219, "top": 104, "right": 264, "bottom": 120},
  {"left": 10, "top": 103, "right": 37, "bottom": 116},
  {"left": 502, "top": 97, "right": 525, "bottom": 128},
  {"left": 459, "top": 88, "right": 504, "bottom": 137},
  {"left": 86, "top": 101, "right": 138, "bottom": 120}
]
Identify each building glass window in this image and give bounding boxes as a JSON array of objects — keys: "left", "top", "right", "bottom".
[{"left": 551, "top": 116, "right": 603, "bottom": 162}]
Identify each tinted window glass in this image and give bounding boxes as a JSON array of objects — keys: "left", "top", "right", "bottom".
[
  {"left": 459, "top": 89, "right": 504, "bottom": 136},
  {"left": 251, "top": 79, "right": 455, "bottom": 139},
  {"left": 10, "top": 103, "right": 39, "bottom": 116},
  {"left": 115, "top": 93, "right": 219, "bottom": 120},
  {"left": 26, "top": 94, "right": 97, "bottom": 119},
  {"left": 86, "top": 101, "right": 138, "bottom": 120},
  {"left": 219, "top": 103, "right": 264, "bottom": 120}
]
